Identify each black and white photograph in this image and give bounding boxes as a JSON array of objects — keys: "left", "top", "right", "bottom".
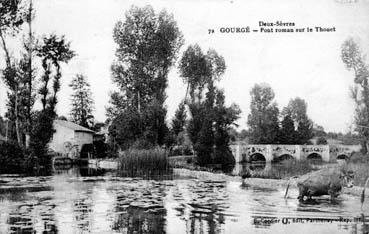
[{"left": 0, "top": 0, "right": 369, "bottom": 233}]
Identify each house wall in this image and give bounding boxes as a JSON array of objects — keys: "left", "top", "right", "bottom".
[
  {"left": 48, "top": 124, "right": 75, "bottom": 154},
  {"left": 48, "top": 123, "right": 94, "bottom": 158},
  {"left": 74, "top": 132, "right": 94, "bottom": 152}
]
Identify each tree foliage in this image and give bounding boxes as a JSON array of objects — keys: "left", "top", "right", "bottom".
[
  {"left": 108, "top": 5, "right": 183, "bottom": 149},
  {"left": 0, "top": 0, "right": 25, "bottom": 35},
  {"left": 341, "top": 38, "right": 369, "bottom": 152},
  {"left": 0, "top": 141, "right": 25, "bottom": 174},
  {"left": 247, "top": 83, "right": 280, "bottom": 144},
  {"left": 316, "top": 136, "right": 328, "bottom": 145},
  {"left": 108, "top": 5, "right": 183, "bottom": 114},
  {"left": 179, "top": 44, "right": 225, "bottom": 103},
  {"left": 36, "top": 34, "right": 75, "bottom": 113},
  {"left": 171, "top": 101, "right": 186, "bottom": 137},
  {"left": 0, "top": 1, "right": 75, "bottom": 172},
  {"left": 279, "top": 114, "right": 297, "bottom": 144},
  {"left": 282, "top": 97, "right": 313, "bottom": 144},
  {"left": 109, "top": 100, "right": 168, "bottom": 150},
  {"left": 69, "top": 74, "right": 94, "bottom": 128},
  {"left": 179, "top": 45, "right": 239, "bottom": 169},
  {"left": 0, "top": 0, "right": 28, "bottom": 146}
]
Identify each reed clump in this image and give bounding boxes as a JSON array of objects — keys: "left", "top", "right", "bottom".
[{"left": 118, "top": 148, "right": 172, "bottom": 178}]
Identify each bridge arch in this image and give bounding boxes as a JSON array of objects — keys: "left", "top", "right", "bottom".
[
  {"left": 307, "top": 153, "right": 322, "bottom": 163},
  {"left": 274, "top": 154, "right": 295, "bottom": 162},
  {"left": 337, "top": 154, "right": 349, "bottom": 161},
  {"left": 249, "top": 153, "right": 266, "bottom": 163}
]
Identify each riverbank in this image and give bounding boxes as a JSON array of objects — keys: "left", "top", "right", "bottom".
[
  {"left": 173, "top": 168, "right": 369, "bottom": 198},
  {"left": 90, "top": 158, "right": 368, "bottom": 198}
]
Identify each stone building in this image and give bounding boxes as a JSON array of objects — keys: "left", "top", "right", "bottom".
[{"left": 48, "top": 120, "right": 95, "bottom": 159}]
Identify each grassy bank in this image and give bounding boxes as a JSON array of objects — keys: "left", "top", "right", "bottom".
[
  {"left": 239, "top": 159, "right": 315, "bottom": 179},
  {"left": 347, "top": 162, "right": 369, "bottom": 187},
  {"left": 344, "top": 152, "right": 369, "bottom": 187},
  {"left": 118, "top": 148, "right": 172, "bottom": 178}
]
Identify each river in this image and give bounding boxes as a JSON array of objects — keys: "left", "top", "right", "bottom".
[{"left": 0, "top": 166, "right": 368, "bottom": 233}]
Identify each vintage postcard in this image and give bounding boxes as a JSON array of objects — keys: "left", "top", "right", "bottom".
[{"left": 0, "top": 0, "right": 368, "bottom": 233}]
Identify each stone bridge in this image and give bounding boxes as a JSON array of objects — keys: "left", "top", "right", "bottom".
[{"left": 230, "top": 144, "right": 360, "bottom": 163}]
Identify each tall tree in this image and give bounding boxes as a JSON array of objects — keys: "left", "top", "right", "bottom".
[
  {"left": 0, "top": 0, "right": 25, "bottom": 67},
  {"left": 108, "top": 5, "right": 183, "bottom": 148},
  {"left": 179, "top": 45, "right": 239, "bottom": 168},
  {"left": 279, "top": 114, "right": 297, "bottom": 144},
  {"left": 282, "top": 97, "right": 313, "bottom": 144},
  {"left": 179, "top": 45, "right": 225, "bottom": 104},
  {"left": 247, "top": 83, "right": 280, "bottom": 144},
  {"left": 179, "top": 45, "right": 226, "bottom": 146},
  {"left": 282, "top": 97, "right": 308, "bottom": 125},
  {"left": 69, "top": 74, "right": 94, "bottom": 128},
  {"left": 0, "top": 116, "right": 6, "bottom": 137},
  {"left": 28, "top": 34, "right": 74, "bottom": 166},
  {"left": 179, "top": 44, "right": 211, "bottom": 103},
  {"left": 171, "top": 101, "right": 186, "bottom": 136},
  {"left": 213, "top": 89, "right": 240, "bottom": 171},
  {"left": 341, "top": 37, "right": 369, "bottom": 152},
  {"left": 36, "top": 34, "right": 75, "bottom": 114},
  {"left": 108, "top": 5, "right": 183, "bottom": 115},
  {"left": 296, "top": 117, "right": 313, "bottom": 144},
  {"left": 24, "top": 0, "right": 36, "bottom": 148},
  {"left": 0, "top": 0, "right": 26, "bottom": 145}
]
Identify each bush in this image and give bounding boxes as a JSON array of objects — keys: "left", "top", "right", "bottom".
[
  {"left": 214, "top": 148, "right": 236, "bottom": 173},
  {"left": 349, "top": 152, "right": 369, "bottom": 164},
  {"left": 316, "top": 137, "right": 328, "bottom": 145},
  {"left": 118, "top": 148, "right": 171, "bottom": 178},
  {"left": 130, "top": 139, "right": 154, "bottom": 150},
  {"left": 0, "top": 141, "right": 25, "bottom": 174},
  {"left": 28, "top": 110, "right": 55, "bottom": 170},
  {"left": 94, "top": 140, "right": 108, "bottom": 158},
  {"left": 169, "top": 145, "right": 193, "bottom": 156}
]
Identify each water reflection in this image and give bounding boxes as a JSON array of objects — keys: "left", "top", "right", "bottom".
[
  {"left": 0, "top": 167, "right": 368, "bottom": 233},
  {"left": 4, "top": 193, "right": 58, "bottom": 233},
  {"left": 112, "top": 207, "right": 166, "bottom": 233},
  {"left": 170, "top": 180, "right": 229, "bottom": 233}
]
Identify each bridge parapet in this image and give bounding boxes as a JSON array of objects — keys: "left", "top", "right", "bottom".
[
  {"left": 300, "top": 145, "right": 330, "bottom": 162},
  {"left": 230, "top": 144, "right": 359, "bottom": 163},
  {"left": 271, "top": 145, "right": 300, "bottom": 161}
]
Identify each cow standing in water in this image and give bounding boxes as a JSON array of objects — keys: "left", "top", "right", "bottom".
[{"left": 284, "top": 167, "right": 355, "bottom": 201}]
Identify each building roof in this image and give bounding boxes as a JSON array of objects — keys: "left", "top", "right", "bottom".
[{"left": 54, "top": 120, "right": 95, "bottom": 133}]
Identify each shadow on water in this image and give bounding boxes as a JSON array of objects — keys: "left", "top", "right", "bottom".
[
  {"left": 79, "top": 167, "right": 107, "bottom": 177},
  {"left": 112, "top": 206, "right": 166, "bottom": 233}
]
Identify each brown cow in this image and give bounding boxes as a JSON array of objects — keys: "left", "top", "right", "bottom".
[{"left": 284, "top": 167, "right": 354, "bottom": 201}]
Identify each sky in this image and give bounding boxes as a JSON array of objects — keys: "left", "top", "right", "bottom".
[{"left": 1, "top": 0, "right": 369, "bottom": 133}]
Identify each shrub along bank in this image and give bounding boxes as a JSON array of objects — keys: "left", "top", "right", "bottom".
[{"left": 0, "top": 141, "right": 26, "bottom": 174}]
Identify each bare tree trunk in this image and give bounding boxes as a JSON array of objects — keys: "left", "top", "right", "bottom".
[
  {"left": 15, "top": 87, "right": 22, "bottom": 147},
  {"left": 0, "top": 30, "right": 11, "bottom": 67},
  {"left": 184, "top": 82, "right": 189, "bottom": 105},
  {"left": 25, "top": 0, "right": 33, "bottom": 149},
  {"left": 137, "top": 90, "right": 141, "bottom": 113},
  {"left": 5, "top": 119, "right": 8, "bottom": 142}
]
